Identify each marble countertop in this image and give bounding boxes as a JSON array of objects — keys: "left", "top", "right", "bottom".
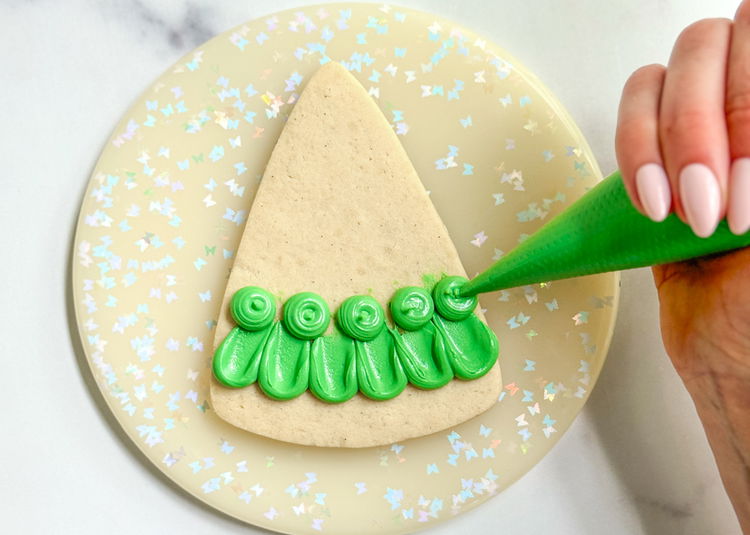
[{"left": 0, "top": 0, "right": 742, "bottom": 533}]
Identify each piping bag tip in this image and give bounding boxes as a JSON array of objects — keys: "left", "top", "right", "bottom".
[
  {"left": 457, "top": 283, "right": 478, "bottom": 298},
  {"left": 456, "top": 170, "right": 750, "bottom": 298}
]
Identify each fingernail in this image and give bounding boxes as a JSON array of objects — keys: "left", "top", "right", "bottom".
[
  {"left": 635, "top": 163, "right": 671, "bottom": 222},
  {"left": 679, "top": 163, "right": 721, "bottom": 238},
  {"left": 728, "top": 158, "right": 750, "bottom": 235}
]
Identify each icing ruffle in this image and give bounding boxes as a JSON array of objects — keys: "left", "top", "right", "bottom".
[{"left": 213, "top": 276, "right": 499, "bottom": 402}]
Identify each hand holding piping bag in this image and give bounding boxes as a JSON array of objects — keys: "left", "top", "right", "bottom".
[
  {"left": 617, "top": 5, "right": 750, "bottom": 532},
  {"left": 460, "top": 2, "right": 750, "bottom": 531},
  {"left": 461, "top": 3, "right": 750, "bottom": 531}
]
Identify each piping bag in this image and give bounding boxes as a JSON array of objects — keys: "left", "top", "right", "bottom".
[{"left": 459, "top": 170, "right": 750, "bottom": 297}]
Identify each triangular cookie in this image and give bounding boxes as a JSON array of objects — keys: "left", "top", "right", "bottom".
[{"left": 210, "top": 62, "right": 501, "bottom": 447}]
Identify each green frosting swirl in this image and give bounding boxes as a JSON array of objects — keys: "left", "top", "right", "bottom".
[
  {"left": 433, "top": 276, "right": 477, "bottom": 321},
  {"left": 337, "top": 295, "right": 385, "bottom": 341},
  {"left": 230, "top": 286, "right": 276, "bottom": 331},
  {"left": 283, "top": 292, "right": 330, "bottom": 340},
  {"left": 213, "top": 278, "right": 499, "bottom": 403},
  {"left": 390, "top": 286, "right": 434, "bottom": 331}
]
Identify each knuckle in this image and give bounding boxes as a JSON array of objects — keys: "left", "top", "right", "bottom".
[
  {"left": 660, "top": 107, "right": 713, "bottom": 138},
  {"left": 617, "top": 115, "right": 656, "bottom": 142},
  {"left": 616, "top": 115, "right": 660, "bottom": 165},
  {"left": 735, "top": 0, "right": 750, "bottom": 25},
  {"left": 726, "top": 91, "right": 750, "bottom": 128},
  {"left": 615, "top": 130, "right": 647, "bottom": 164},
  {"left": 633, "top": 63, "right": 667, "bottom": 79},
  {"left": 676, "top": 18, "right": 731, "bottom": 51},
  {"left": 625, "top": 64, "right": 666, "bottom": 91}
]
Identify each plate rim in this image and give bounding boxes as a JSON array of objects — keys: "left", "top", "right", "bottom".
[{"left": 70, "top": 3, "right": 621, "bottom": 533}]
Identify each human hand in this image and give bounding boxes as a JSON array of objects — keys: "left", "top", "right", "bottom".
[
  {"left": 616, "top": 1, "right": 750, "bottom": 374},
  {"left": 650, "top": 248, "right": 750, "bottom": 381},
  {"left": 616, "top": 3, "right": 750, "bottom": 237},
  {"left": 616, "top": 4, "right": 750, "bottom": 531},
  {"left": 650, "top": 246, "right": 750, "bottom": 535}
]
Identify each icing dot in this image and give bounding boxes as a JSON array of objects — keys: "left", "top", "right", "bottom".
[
  {"left": 283, "top": 292, "right": 330, "bottom": 340},
  {"left": 231, "top": 286, "right": 276, "bottom": 331},
  {"left": 433, "top": 276, "right": 477, "bottom": 321},
  {"left": 337, "top": 295, "right": 385, "bottom": 341},
  {"left": 390, "top": 286, "right": 434, "bottom": 331}
]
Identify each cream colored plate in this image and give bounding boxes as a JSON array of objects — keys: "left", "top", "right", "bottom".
[{"left": 72, "top": 4, "right": 619, "bottom": 534}]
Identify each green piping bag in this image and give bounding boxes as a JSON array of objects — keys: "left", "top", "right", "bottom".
[{"left": 460, "top": 170, "right": 750, "bottom": 297}]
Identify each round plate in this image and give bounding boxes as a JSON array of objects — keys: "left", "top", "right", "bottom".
[{"left": 72, "top": 4, "right": 618, "bottom": 534}]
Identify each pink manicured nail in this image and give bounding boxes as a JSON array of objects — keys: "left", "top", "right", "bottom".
[
  {"left": 679, "top": 163, "right": 721, "bottom": 238},
  {"left": 635, "top": 163, "right": 671, "bottom": 222},
  {"left": 728, "top": 158, "right": 750, "bottom": 235}
]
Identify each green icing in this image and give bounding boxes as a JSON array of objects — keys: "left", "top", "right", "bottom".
[
  {"left": 231, "top": 286, "right": 276, "bottom": 331},
  {"left": 433, "top": 276, "right": 477, "bottom": 321},
  {"left": 309, "top": 334, "right": 358, "bottom": 403},
  {"left": 354, "top": 328, "right": 407, "bottom": 400},
  {"left": 212, "top": 276, "right": 500, "bottom": 402},
  {"left": 257, "top": 323, "right": 311, "bottom": 400},
  {"left": 391, "top": 323, "right": 453, "bottom": 389},
  {"left": 283, "top": 292, "right": 330, "bottom": 340},
  {"left": 433, "top": 314, "right": 499, "bottom": 380},
  {"left": 390, "top": 286, "right": 433, "bottom": 331},
  {"left": 213, "top": 325, "right": 272, "bottom": 388},
  {"left": 337, "top": 295, "right": 385, "bottom": 341}
]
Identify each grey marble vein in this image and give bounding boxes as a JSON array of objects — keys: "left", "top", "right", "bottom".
[
  {"left": 102, "top": 0, "right": 218, "bottom": 51},
  {"left": 635, "top": 496, "right": 693, "bottom": 520}
]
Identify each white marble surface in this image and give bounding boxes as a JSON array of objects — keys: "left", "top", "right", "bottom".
[{"left": 0, "top": 0, "right": 743, "bottom": 533}]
